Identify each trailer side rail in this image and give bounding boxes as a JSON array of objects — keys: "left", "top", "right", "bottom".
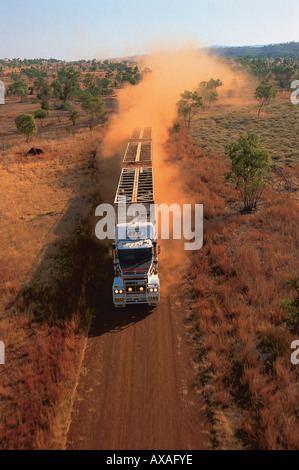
[
  {"left": 114, "top": 167, "right": 154, "bottom": 205},
  {"left": 129, "top": 127, "right": 152, "bottom": 142},
  {"left": 123, "top": 141, "right": 152, "bottom": 167}
]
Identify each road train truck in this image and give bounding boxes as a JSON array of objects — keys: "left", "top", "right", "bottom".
[{"left": 111, "top": 127, "right": 160, "bottom": 307}]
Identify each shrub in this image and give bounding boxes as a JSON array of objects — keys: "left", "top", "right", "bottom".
[
  {"left": 34, "top": 108, "right": 50, "bottom": 127},
  {"left": 225, "top": 132, "right": 271, "bottom": 211},
  {"left": 15, "top": 114, "right": 37, "bottom": 141}
]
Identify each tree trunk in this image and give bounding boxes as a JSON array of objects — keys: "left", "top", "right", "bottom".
[{"left": 257, "top": 99, "right": 265, "bottom": 117}]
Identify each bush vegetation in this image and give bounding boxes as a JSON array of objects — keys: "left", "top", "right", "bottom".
[{"left": 165, "top": 126, "right": 299, "bottom": 450}]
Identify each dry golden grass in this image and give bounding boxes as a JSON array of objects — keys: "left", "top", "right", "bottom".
[
  {"left": 166, "top": 125, "right": 299, "bottom": 450},
  {"left": 0, "top": 96, "right": 116, "bottom": 146},
  {"left": 189, "top": 98, "right": 299, "bottom": 168},
  {"left": 0, "top": 127, "right": 105, "bottom": 449}
]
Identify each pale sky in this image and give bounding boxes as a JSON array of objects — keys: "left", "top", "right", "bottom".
[{"left": 0, "top": 0, "right": 298, "bottom": 60}]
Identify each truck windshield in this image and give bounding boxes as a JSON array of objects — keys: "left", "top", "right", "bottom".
[{"left": 118, "top": 247, "right": 152, "bottom": 262}]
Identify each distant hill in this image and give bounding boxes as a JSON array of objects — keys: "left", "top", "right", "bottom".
[{"left": 206, "top": 41, "right": 299, "bottom": 58}]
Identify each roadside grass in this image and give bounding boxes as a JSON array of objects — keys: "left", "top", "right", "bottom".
[
  {"left": 0, "top": 128, "right": 107, "bottom": 449},
  {"left": 189, "top": 99, "right": 299, "bottom": 168},
  {"left": 166, "top": 122, "right": 299, "bottom": 449},
  {"left": 0, "top": 96, "right": 116, "bottom": 147}
]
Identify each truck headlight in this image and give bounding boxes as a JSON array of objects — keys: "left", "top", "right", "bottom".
[
  {"left": 114, "top": 289, "right": 124, "bottom": 294},
  {"left": 154, "top": 288, "right": 158, "bottom": 292},
  {"left": 149, "top": 288, "right": 154, "bottom": 293}
]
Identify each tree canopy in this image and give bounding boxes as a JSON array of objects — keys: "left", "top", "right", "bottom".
[
  {"left": 225, "top": 132, "right": 271, "bottom": 211},
  {"left": 254, "top": 81, "right": 277, "bottom": 116},
  {"left": 177, "top": 90, "right": 203, "bottom": 128},
  {"left": 8, "top": 79, "right": 28, "bottom": 101},
  {"left": 79, "top": 91, "right": 105, "bottom": 129},
  {"left": 34, "top": 108, "right": 50, "bottom": 127},
  {"left": 15, "top": 113, "right": 37, "bottom": 141},
  {"left": 198, "top": 78, "right": 223, "bottom": 109}
]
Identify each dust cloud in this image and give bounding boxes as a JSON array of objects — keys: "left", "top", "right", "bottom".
[
  {"left": 99, "top": 46, "right": 250, "bottom": 200},
  {"left": 101, "top": 48, "right": 248, "bottom": 153},
  {"left": 97, "top": 46, "right": 251, "bottom": 289}
]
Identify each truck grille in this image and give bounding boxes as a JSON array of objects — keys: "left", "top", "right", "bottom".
[
  {"left": 125, "top": 280, "right": 147, "bottom": 294},
  {"left": 125, "top": 294, "right": 147, "bottom": 304}
]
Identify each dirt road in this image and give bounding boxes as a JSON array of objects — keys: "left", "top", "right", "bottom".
[
  {"left": 66, "top": 238, "right": 209, "bottom": 450},
  {"left": 65, "top": 138, "right": 209, "bottom": 450}
]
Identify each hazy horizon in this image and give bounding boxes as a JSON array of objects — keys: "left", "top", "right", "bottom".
[{"left": 1, "top": 40, "right": 299, "bottom": 62}]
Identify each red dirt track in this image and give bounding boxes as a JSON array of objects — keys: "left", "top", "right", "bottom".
[
  {"left": 66, "top": 135, "right": 209, "bottom": 450},
  {"left": 66, "top": 240, "right": 209, "bottom": 450}
]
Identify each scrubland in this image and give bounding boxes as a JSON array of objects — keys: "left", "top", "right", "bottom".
[
  {"left": 190, "top": 98, "right": 299, "bottom": 168},
  {"left": 0, "top": 128, "right": 106, "bottom": 449},
  {"left": 0, "top": 53, "right": 298, "bottom": 450},
  {"left": 165, "top": 97, "right": 299, "bottom": 449},
  {"left": 0, "top": 96, "right": 116, "bottom": 146}
]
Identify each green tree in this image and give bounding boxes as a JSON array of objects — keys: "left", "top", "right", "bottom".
[
  {"left": 206, "top": 89, "right": 219, "bottom": 108},
  {"left": 225, "top": 132, "right": 271, "bottom": 211},
  {"left": 41, "top": 99, "right": 50, "bottom": 111},
  {"left": 101, "top": 77, "right": 112, "bottom": 89},
  {"left": 199, "top": 78, "right": 223, "bottom": 109},
  {"left": 101, "top": 88, "right": 114, "bottom": 96},
  {"left": 51, "top": 79, "right": 63, "bottom": 99},
  {"left": 202, "top": 78, "right": 223, "bottom": 90},
  {"left": 69, "top": 109, "right": 80, "bottom": 126},
  {"left": 176, "top": 90, "right": 203, "bottom": 128},
  {"left": 115, "top": 73, "right": 122, "bottom": 85},
  {"left": 34, "top": 108, "right": 50, "bottom": 127},
  {"left": 272, "top": 63, "right": 295, "bottom": 89},
  {"left": 9, "top": 79, "right": 28, "bottom": 101},
  {"left": 79, "top": 92, "right": 104, "bottom": 129},
  {"left": 52, "top": 67, "right": 81, "bottom": 102},
  {"left": 254, "top": 81, "right": 277, "bottom": 117},
  {"left": 34, "top": 77, "right": 51, "bottom": 102},
  {"left": 249, "top": 59, "right": 270, "bottom": 80},
  {"left": 15, "top": 113, "right": 37, "bottom": 141}
]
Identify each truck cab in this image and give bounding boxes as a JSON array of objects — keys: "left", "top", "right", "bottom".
[{"left": 112, "top": 222, "right": 160, "bottom": 307}]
